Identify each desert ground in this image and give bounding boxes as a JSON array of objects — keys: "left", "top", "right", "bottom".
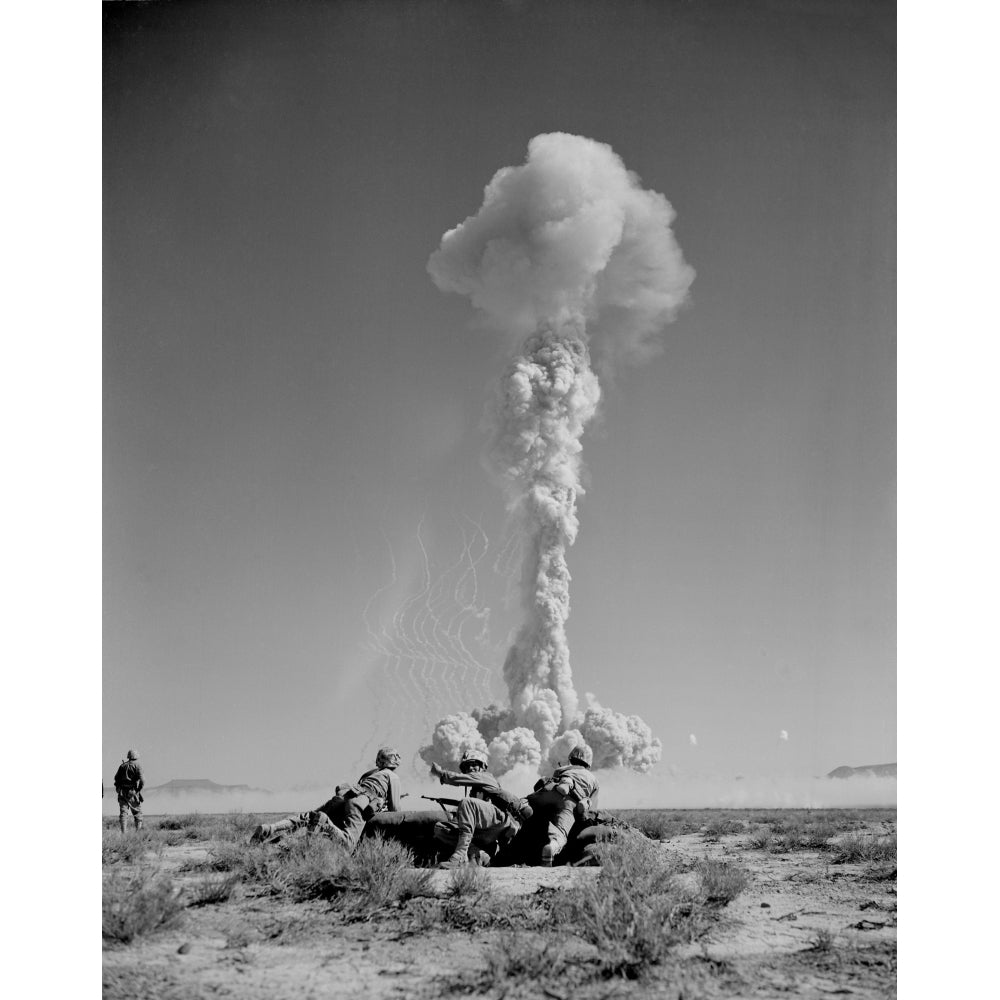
[{"left": 102, "top": 808, "right": 896, "bottom": 999}]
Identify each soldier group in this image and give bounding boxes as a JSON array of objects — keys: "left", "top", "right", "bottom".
[
  {"left": 110, "top": 740, "right": 600, "bottom": 868},
  {"left": 252, "top": 741, "right": 600, "bottom": 868}
]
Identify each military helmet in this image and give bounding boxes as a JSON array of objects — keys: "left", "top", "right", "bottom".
[
  {"left": 376, "top": 747, "right": 402, "bottom": 769},
  {"left": 568, "top": 744, "right": 593, "bottom": 767},
  {"left": 459, "top": 748, "right": 489, "bottom": 772},
  {"left": 126, "top": 749, "right": 138, "bottom": 761}
]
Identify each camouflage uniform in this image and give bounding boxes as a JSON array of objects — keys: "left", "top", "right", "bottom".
[
  {"left": 254, "top": 757, "right": 402, "bottom": 850},
  {"left": 530, "top": 762, "right": 600, "bottom": 864},
  {"left": 432, "top": 766, "right": 520, "bottom": 866},
  {"left": 114, "top": 753, "right": 144, "bottom": 833}
]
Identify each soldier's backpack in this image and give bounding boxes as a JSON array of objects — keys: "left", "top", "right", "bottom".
[
  {"left": 482, "top": 786, "right": 534, "bottom": 822},
  {"left": 114, "top": 761, "right": 140, "bottom": 791}
]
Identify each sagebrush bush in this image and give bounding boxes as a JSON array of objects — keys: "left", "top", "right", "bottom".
[
  {"left": 442, "top": 892, "right": 549, "bottom": 933},
  {"left": 483, "top": 932, "right": 567, "bottom": 986},
  {"left": 703, "top": 817, "right": 746, "bottom": 840},
  {"left": 445, "top": 862, "right": 492, "bottom": 900},
  {"left": 831, "top": 833, "right": 897, "bottom": 865},
  {"left": 220, "top": 811, "right": 261, "bottom": 842},
  {"left": 103, "top": 868, "right": 185, "bottom": 944},
  {"left": 241, "top": 833, "right": 434, "bottom": 916},
  {"left": 103, "top": 830, "right": 163, "bottom": 866},
  {"left": 695, "top": 859, "right": 749, "bottom": 904},
  {"left": 187, "top": 873, "right": 241, "bottom": 908},
  {"left": 548, "top": 836, "right": 725, "bottom": 979}
]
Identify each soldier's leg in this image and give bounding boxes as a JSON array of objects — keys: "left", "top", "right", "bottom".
[
  {"left": 336, "top": 796, "right": 370, "bottom": 851},
  {"left": 251, "top": 811, "right": 311, "bottom": 843},
  {"left": 132, "top": 802, "right": 143, "bottom": 831},
  {"left": 541, "top": 804, "right": 576, "bottom": 866},
  {"left": 440, "top": 799, "right": 496, "bottom": 867},
  {"left": 118, "top": 797, "right": 128, "bottom": 834}
]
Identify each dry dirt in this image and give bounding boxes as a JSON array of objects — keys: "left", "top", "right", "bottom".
[{"left": 103, "top": 825, "right": 896, "bottom": 999}]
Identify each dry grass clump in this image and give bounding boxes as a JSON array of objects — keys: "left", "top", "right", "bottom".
[
  {"left": 329, "top": 835, "right": 435, "bottom": 913},
  {"left": 103, "top": 830, "right": 163, "bottom": 866},
  {"left": 483, "top": 932, "right": 568, "bottom": 987},
  {"left": 192, "top": 832, "right": 433, "bottom": 916},
  {"left": 696, "top": 859, "right": 749, "bottom": 904},
  {"left": 831, "top": 832, "right": 897, "bottom": 865},
  {"left": 445, "top": 861, "right": 493, "bottom": 901},
  {"left": 702, "top": 817, "right": 746, "bottom": 840},
  {"left": 549, "top": 836, "right": 742, "bottom": 980},
  {"left": 103, "top": 867, "right": 186, "bottom": 944},
  {"left": 186, "top": 873, "right": 242, "bottom": 908},
  {"left": 608, "top": 810, "right": 702, "bottom": 840}
]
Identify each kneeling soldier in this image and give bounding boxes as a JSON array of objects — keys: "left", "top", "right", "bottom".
[
  {"left": 529, "top": 743, "right": 600, "bottom": 866},
  {"left": 252, "top": 747, "right": 403, "bottom": 850},
  {"left": 430, "top": 749, "right": 531, "bottom": 868}
]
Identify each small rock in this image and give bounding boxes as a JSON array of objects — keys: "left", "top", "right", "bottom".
[
  {"left": 177, "top": 943, "right": 191, "bottom": 954},
  {"left": 760, "top": 902, "right": 771, "bottom": 908}
]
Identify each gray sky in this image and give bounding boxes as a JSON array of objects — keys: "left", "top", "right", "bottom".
[{"left": 103, "top": 0, "right": 895, "bottom": 793}]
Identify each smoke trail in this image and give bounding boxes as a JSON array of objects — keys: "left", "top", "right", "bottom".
[{"left": 423, "top": 133, "right": 694, "bottom": 774}]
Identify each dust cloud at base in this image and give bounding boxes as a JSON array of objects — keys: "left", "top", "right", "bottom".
[{"left": 102, "top": 771, "right": 895, "bottom": 818}]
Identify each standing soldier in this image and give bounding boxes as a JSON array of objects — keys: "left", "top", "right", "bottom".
[
  {"left": 429, "top": 749, "right": 532, "bottom": 868},
  {"left": 252, "top": 747, "right": 403, "bottom": 850},
  {"left": 529, "top": 743, "right": 600, "bottom": 866},
  {"left": 113, "top": 749, "right": 144, "bottom": 834}
]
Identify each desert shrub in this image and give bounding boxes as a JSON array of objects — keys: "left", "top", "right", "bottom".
[
  {"left": 103, "top": 868, "right": 186, "bottom": 944},
  {"left": 277, "top": 834, "right": 434, "bottom": 917},
  {"left": 219, "top": 810, "right": 260, "bottom": 842},
  {"left": 549, "top": 836, "right": 722, "bottom": 979},
  {"left": 483, "top": 932, "right": 567, "bottom": 986},
  {"left": 156, "top": 829, "right": 188, "bottom": 847},
  {"left": 831, "top": 833, "right": 897, "bottom": 865},
  {"left": 187, "top": 873, "right": 241, "bottom": 908},
  {"left": 445, "top": 862, "right": 492, "bottom": 900},
  {"left": 103, "top": 830, "right": 163, "bottom": 866},
  {"left": 800, "top": 823, "right": 839, "bottom": 849},
  {"left": 746, "top": 827, "right": 772, "bottom": 851},
  {"left": 199, "top": 842, "right": 251, "bottom": 873},
  {"left": 696, "top": 860, "right": 749, "bottom": 904},
  {"left": 810, "top": 929, "right": 836, "bottom": 952},
  {"left": 158, "top": 813, "right": 206, "bottom": 831},
  {"left": 769, "top": 831, "right": 805, "bottom": 853},
  {"left": 703, "top": 817, "right": 746, "bottom": 840},
  {"left": 606, "top": 810, "right": 703, "bottom": 840},
  {"left": 442, "top": 892, "right": 550, "bottom": 933}
]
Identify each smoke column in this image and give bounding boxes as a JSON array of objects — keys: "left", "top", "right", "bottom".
[{"left": 424, "top": 133, "right": 694, "bottom": 775}]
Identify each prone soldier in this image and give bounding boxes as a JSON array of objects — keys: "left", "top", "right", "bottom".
[{"left": 251, "top": 747, "right": 403, "bottom": 851}]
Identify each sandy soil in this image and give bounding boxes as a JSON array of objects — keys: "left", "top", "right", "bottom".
[{"left": 103, "top": 828, "right": 896, "bottom": 999}]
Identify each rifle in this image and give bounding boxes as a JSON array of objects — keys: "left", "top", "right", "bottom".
[{"left": 421, "top": 795, "right": 463, "bottom": 815}]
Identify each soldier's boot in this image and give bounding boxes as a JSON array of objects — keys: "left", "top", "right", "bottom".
[
  {"left": 134, "top": 817, "right": 143, "bottom": 832},
  {"left": 438, "top": 828, "right": 474, "bottom": 868},
  {"left": 119, "top": 817, "right": 126, "bottom": 835},
  {"left": 540, "top": 841, "right": 558, "bottom": 867},
  {"left": 306, "top": 811, "right": 335, "bottom": 835},
  {"left": 251, "top": 819, "right": 293, "bottom": 844}
]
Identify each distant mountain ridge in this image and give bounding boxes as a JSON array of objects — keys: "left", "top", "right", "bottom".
[
  {"left": 826, "top": 763, "right": 896, "bottom": 779},
  {"left": 146, "top": 778, "right": 271, "bottom": 795}
]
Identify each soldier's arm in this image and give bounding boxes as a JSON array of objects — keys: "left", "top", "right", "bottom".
[
  {"left": 430, "top": 768, "right": 498, "bottom": 792},
  {"left": 385, "top": 772, "right": 402, "bottom": 811}
]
